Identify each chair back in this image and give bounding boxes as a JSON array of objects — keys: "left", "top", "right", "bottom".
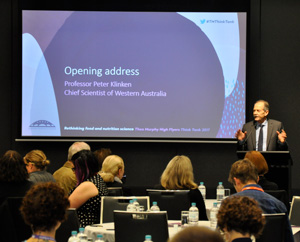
[
  {"left": 56, "top": 208, "right": 80, "bottom": 242},
  {"left": 256, "top": 213, "right": 286, "bottom": 242},
  {"left": 100, "top": 196, "right": 150, "bottom": 224},
  {"left": 114, "top": 210, "right": 169, "bottom": 242},
  {"left": 265, "top": 190, "right": 290, "bottom": 212},
  {"left": 107, "top": 187, "right": 123, "bottom": 196},
  {"left": 289, "top": 196, "right": 300, "bottom": 226},
  {"left": 146, "top": 189, "right": 190, "bottom": 220},
  {"left": 0, "top": 197, "right": 31, "bottom": 242}
]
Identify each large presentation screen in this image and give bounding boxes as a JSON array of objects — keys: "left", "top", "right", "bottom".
[{"left": 22, "top": 11, "right": 246, "bottom": 139}]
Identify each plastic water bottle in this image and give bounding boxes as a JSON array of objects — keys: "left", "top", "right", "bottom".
[
  {"left": 94, "top": 234, "right": 105, "bottom": 242},
  {"left": 126, "top": 200, "right": 137, "bottom": 211},
  {"left": 68, "top": 231, "right": 79, "bottom": 242},
  {"left": 133, "top": 198, "right": 140, "bottom": 210},
  {"left": 150, "top": 201, "right": 160, "bottom": 211},
  {"left": 210, "top": 202, "right": 219, "bottom": 229},
  {"left": 198, "top": 182, "right": 206, "bottom": 200},
  {"left": 77, "top": 227, "right": 88, "bottom": 242},
  {"left": 216, "top": 182, "right": 224, "bottom": 201},
  {"left": 188, "top": 202, "right": 199, "bottom": 225},
  {"left": 144, "top": 235, "right": 153, "bottom": 242}
]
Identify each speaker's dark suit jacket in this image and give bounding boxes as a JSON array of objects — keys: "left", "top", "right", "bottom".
[{"left": 237, "top": 119, "right": 288, "bottom": 151}]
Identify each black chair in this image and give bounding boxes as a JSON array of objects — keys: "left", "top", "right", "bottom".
[
  {"left": 0, "top": 197, "right": 31, "bottom": 242},
  {"left": 265, "top": 190, "right": 290, "bottom": 212},
  {"left": 114, "top": 210, "right": 169, "bottom": 242},
  {"left": 56, "top": 208, "right": 80, "bottom": 242},
  {"left": 289, "top": 196, "right": 300, "bottom": 226},
  {"left": 146, "top": 189, "right": 190, "bottom": 220},
  {"left": 256, "top": 213, "right": 286, "bottom": 242},
  {"left": 107, "top": 187, "right": 123, "bottom": 196},
  {"left": 100, "top": 196, "right": 150, "bottom": 224}
]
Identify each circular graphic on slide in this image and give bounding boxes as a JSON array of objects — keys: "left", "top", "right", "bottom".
[{"left": 43, "top": 12, "right": 224, "bottom": 138}]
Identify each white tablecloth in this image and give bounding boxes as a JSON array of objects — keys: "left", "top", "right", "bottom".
[{"left": 85, "top": 220, "right": 211, "bottom": 242}]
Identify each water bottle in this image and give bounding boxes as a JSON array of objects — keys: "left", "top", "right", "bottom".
[
  {"left": 133, "top": 198, "right": 140, "bottom": 210},
  {"left": 94, "top": 234, "right": 105, "bottom": 242},
  {"left": 210, "top": 202, "right": 219, "bottom": 229},
  {"left": 198, "top": 182, "right": 206, "bottom": 200},
  {"left": 77, "top": 227, "right": 88, "bottom": 242},
  {"left": 188, "top": 202, "right": 199, "bottom": 225},
  {"left": 216, "top": 182, "right": 224, "bottom": 201},
  {"left": 126, "top": 200, "right": 137, "bottom": 211},
  {"left": 144, "top": 235, "right": 153, "bottom": 242},
  {"left": 150, "top": 201, "right": 160, "bottom": 211},
  {"left": 68, "top": 231, "right": 79, "bottom": 242}
]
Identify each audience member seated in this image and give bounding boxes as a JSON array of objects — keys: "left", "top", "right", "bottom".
[
  {"left": 69, "top": 150, "right": 108, "bottom": 227},
  {"left": 53, "top": 142, "right": 91, "bottom": 195},
  {"left": 169, "top": 226, "right": 224, "bottom": 242},
  {"left": 99, "top": 155, "right": 132, "bottom": 196},
  {"left": 155, "top": 155, "right": 208, "bottom": 220},
  {"left": 20, "top": 182, "right": 70, "bottom": 242},
  {"left": 23, "top": 150, "right": 56, "bottom": 184},
  {"left": 94, "top": 147, "right": 112, "bottom": 170},
  {"left": 228, "top": 158, "right": 294, "bottom": 242},
  {"left": 0, "top": 150, "right": 33, "bottom": 203},
  {"left": 217, "top": 196, "right": 265, "bottom": 242},
  {"left": 244, "top": 150, "right": 278, "bottom": 190}
]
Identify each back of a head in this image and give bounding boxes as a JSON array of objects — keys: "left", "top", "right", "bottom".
[
  {"left": 0, "top": 150, "right": 29, "bottom": 182},
  {"left": 94, "top": 148, "right": 112, "bottom": 169},
  {"left": 228, "top": 159, "right": 258, "bottom": 185},
  {"left": 217, "top": 196, "right": 265, "bottom": 238},
  {"left": 244, "top": 151, "right": 268, "bottom": 175},
  {"left": 24, "top": 150, "right": 50, "bottom": 170},
  {"left": 20, "top": 182, "right": 70, "bottom": 232},
  {"left": 100, "top": 155, "right": 124, "bottom": 182},
  {"left": 161, "top": 155, "right": 197, "bottom": 190},
  {"left": 68, "top": 142, "right": 91, "bottom": 161},
  {"left": 169, "top": 226, "right": 224, "bottom": 242},
  {"left": 71, "top": 149, "right": 99, "bottom": 184}
]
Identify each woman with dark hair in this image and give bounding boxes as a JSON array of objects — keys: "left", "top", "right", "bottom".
[
  {"left": 20, "top": 182, "right": 70, "bottom": 242},
  {"left": 156, "top": 155, "right": 208, "bottom": 220},
  {"left": 69, "top": 150, "right": 108, "bottom": 227},
  {"left": 0, "top": 150, "right": 33, "bottom": 202},
  {"left": 217, "top": 196, "right": 265, "bottom": 242},
  {"left": 244, "top": 151, "right": 278, "bottom": 190}
]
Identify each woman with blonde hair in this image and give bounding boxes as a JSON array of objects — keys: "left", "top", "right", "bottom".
[
  {"left": 100, "top": 155, "right": 132, "bottom": 195},
  {"left": 24, "top": 150, "right": 56, "bottom": 184},
  {"left": 157, "top": 155, "right": 207, "bottom": 220}
]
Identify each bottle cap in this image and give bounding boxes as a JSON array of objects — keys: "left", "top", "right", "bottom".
[
  {"left": 153, "top": 201, "right": 157, "bottom": 205},
  {"left": 200, "top": 182, "right": 204, "bottom": 185},
  {"left": 191, "top": 202, "right": 196, "bottom": 206},
  {"left": 219, "top": 182, "right": 223, "bottom": 185},
  {"left": 145, "top": 235, "right": 152, "bottom": 240},
  {"left": 79, "top": 227, "right": 84, "bottom": 232},
  {"left": 71, "top": 231, "right": 77, "bottom": 235},
  {"left": 97, "top": 234, "right": 103, "bottom": 238}
]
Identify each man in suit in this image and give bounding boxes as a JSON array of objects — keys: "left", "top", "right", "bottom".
[{"left": 235, "top": 100, "right": 288, "bottom": 151}]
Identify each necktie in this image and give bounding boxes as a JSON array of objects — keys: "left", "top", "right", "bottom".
[{"left": 258, "top": 125, "right": 264, "bottom": 151}]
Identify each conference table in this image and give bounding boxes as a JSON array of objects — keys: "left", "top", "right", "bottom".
[{"left": 85, "top": 220, "right": 211, "bottom": 242}]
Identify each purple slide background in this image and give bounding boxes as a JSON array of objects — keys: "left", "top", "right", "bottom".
[{"left": 24, "top": 11, "right": 227, "bottom": 138}]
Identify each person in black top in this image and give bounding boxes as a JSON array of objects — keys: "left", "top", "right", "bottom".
[
  {"left": 157, "top": 155, "right": 208, "bottom": 220},
  {"left": 244, "top": 150, "right": 278, "bottom": 190}
]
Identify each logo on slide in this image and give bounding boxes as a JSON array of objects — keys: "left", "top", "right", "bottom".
[
  {"left": 200, "top": 19, "right": 206, "bottom": 24},
  {"left": 29, "top": 120, "right": 55, "bottom": 128}
]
